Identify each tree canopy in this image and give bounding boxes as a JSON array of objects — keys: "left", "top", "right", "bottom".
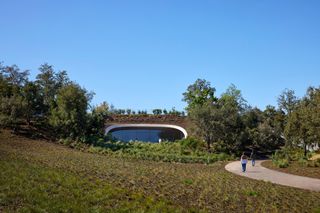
[{"left": 182, "top": 79, "right": 217, "bottom": 111}]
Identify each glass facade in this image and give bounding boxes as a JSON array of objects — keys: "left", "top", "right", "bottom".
[{"left": 109, "top": 127, "right": 184, "bottom": 143}]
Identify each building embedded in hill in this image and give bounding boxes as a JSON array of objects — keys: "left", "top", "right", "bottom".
[{"left": 105, "top": 115, "right": 190, "bottom": 143}]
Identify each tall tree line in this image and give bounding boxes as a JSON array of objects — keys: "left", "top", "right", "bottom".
[
  {"left": 183, "top": 79, "right": 319, "bottom": 155},
  {"left": 0, "top": 62, "right": 108, "bottom": 141},
  {"left": 1, "top": 62, "right": 319, "bottom": 154}
]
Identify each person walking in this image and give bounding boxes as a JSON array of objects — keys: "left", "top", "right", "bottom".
[
  {"left": 240, "top": 152, "right": 248, "bottom": 172},
  {"left": 250, "top": 149, "right": 256, "bottom": 166}
]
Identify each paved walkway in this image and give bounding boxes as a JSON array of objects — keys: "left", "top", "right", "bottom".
[{"left": 225, "top": 160, "right": 320, "bottom": 192}]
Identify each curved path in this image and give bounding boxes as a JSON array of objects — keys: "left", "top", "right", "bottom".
[{"left": 225, "top": 160, "right": 320, "bottom": 192}]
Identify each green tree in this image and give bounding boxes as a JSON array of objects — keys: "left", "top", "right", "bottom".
[
  {"left": 0, "top": 95, "right": 26, "bottom": 131},
  {"left": 36, "top": 64, "right": 56, "bottom": 110},
  {"left": 249, "top": 106, "right": 284, "bottom": 151},
  {"left": 222, "top": 84, "right": 248, "bottom": 112},
  {"left": 0, "top": 72, "right": 12, "bottom": 98},
  {"left": 217, "top": 87, "right": 246, "bottom": 152},
  {"left": 189, "top": 101, "right": 222, "bottom": 151},
  {"left": 187, "top": 84, "right": 247, "bottom": 153},
  {"left": 285, "top": 87, "right": 320, "bottom": 156},
  {"left": 55, "top": 70, "right": 70, "bottom": 89},
  {"left": 182, "top": 79, "right": 217, "bottom": 112},
  {"left": 22, "top": 82, "right": 44, "bottom": 125},
  {"left": 242, "top": 107, "right": 284, "bottom": 151},
  {"left": 168, "top": 107, "right": 181, "bottom": 116},
  {"left": 36, "top": 64, "right": 70, "bottom": 115},
  {"left": 152, "top": 109, "right": 162, "bottom": 115},
  {"left": 278, "top": 89, "right": 299, "bottom": 115},
  {"left": 87, "top": 102, "right": 109, "bottom": 138},
  {"left": 0, "top": 64, "right": 29, "bottom": 87},
  {"left": 49, "top": 83, "right": 91, "bottom": 139},
  {"left": 0, "top": 64, "right": 29, "bottom": 130},
  {"left": 242, "top": 107, "right": 263, "bottom": 129}
]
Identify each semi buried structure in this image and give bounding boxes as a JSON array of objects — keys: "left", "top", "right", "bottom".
[{"left": 105, "top": 115, "right": 189, "bottom": 143}]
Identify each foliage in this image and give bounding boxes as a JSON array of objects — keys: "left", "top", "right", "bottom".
[
  {"left": 0, "top": 63, "right": 29, "bottom": 87},
  {"left": 187, "top": 84, "right": 246, "bottom": 153},
  {"left": 285, "top": 86, "right": 320, "bottom": 156},
  {"left": 188, "top": 101, "right": 221, "bottom": 151},
  {"left": 0, "top": 64, "right": 29, "bottom": 129},
  {"left": 35, "top": 64, "right": 69, "bottom": 114},
  {"left": 1, "top": 61, "right": 319, "bottom": 159},
  {"left": 221, "top": 83, "right": 248, "bottom": 112},
  {"left": 0, "top": 95, "right": 26, "bottom": 129},
  {"left": 49, "top": 83, "right": 91, "bottom": 139},
  {"left": 270, "top": 148, "right": 320, "bottom": 169},
  {"left": 274, "top": 158, "right": 289, "bottom": 168},
  {"left": 0, "top": 62, "right": 109, "bottom": 141},
  {"left": 182, "top": 78, "right": 217, "bottom": 111},
  {"left": 22, "top": 81, "right": 44, "bottom": 124},
  {"left": 248, "top": 106, "right": 285, "bottom": 151},
  {"left": 152, "top": 109, "right": 162, "bottom": 115},
  {"left": 86, "top": 101, "right": 110, "bottom": 137},
  {"left": 86, "top": 138, "right": 232, "bottom": 164},
  {"left": 278, "top": 88, "right": 299, "bottom": 115},
  {"left": 178, "top": 137, "right": 204, "bottom": 151},
  {"left": 272, "top": 148, "right": 306, "bottom": 162}
]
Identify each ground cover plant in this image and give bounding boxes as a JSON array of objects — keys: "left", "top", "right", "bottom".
[
  {"left": 263, "top": 148, "right": 320, "bottom": 179},
  {"left": 0, "top": 156, "right": 181, "bottom": 213},
  {"left": 1, "top": 131, "right": 320, "bottom": 212},
  {"left": 82, "top": 137, "right": 233, "bottom": 164}
]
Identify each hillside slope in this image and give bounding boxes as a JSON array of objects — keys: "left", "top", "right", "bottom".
[{"left": 0, "top": 131, "right": 319, "bottom": 212}]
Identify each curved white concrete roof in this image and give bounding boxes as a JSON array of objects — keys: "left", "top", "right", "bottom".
[{"left": 105, "top": 124, "right": 188, "bottom": 138}]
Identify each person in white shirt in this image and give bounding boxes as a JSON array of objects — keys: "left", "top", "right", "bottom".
[{"left": 240, "top": 152, "right": 248, "bottom": 172}]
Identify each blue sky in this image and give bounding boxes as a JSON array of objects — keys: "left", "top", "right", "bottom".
[{"left": 1, "top": 0, "right": 320, "bottom": 112}]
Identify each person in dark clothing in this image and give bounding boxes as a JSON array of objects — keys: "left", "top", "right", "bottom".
[{"left": 250, "top": 150, "right": 256, "bottom": 166}]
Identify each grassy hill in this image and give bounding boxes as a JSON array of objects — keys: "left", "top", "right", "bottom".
[{"left": 0, "top": 130, "right": 320, "bottom": 212}]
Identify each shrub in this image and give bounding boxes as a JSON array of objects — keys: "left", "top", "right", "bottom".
[
  {"left": 271, "top": 147, "right": 319, "bottom": 168},
  {"left": 258, "top": 146, "right": 320, "bottom": 169},
  {"left": 75, "top": 140, "right": 233, "bottom": 164},
  {"left": 307, "top": 159, "right": 320, "bottom": 168},
  {"left": 60, "top": 138, "right": 73, "bottom": 146},
  {"left": 276, "top": 159, "right": 289, "bottom": 168},
  {"left": 178, "top": 137, "right": 204, "bottom": 151},
  {"left": 298, "top": 158, "right": 308, "bottom": 167}
]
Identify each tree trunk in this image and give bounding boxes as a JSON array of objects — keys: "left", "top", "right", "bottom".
[{"left": 206, "top": 140, "right": 211, "bottom": 152}]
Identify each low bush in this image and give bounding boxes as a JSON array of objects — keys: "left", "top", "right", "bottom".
[
  {"left": 271, "top": 148, "right": 319, "bottom": 168},
  {"left": 82, "top": 138, "right": 233, "bottom": 164},
  {"left": 275, "top": 159, "right": 289, "bottom": 168},
  {"left": 298, "top": 158, "right": 308, "bottom": 167},
  {"left": 306, "top": 159, "right": 320, "bottom": 168},
  {"left": 178, "top": 137, "right": 205, "bottom": 152}
]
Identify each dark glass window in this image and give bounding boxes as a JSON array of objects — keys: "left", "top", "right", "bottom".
[{"left": 109, "top": 127, "right": 184, "bottom": 142}]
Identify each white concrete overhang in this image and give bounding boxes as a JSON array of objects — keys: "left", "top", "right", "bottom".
[{"left": 105, "top": 124, "right": 188, "bottom": 138}]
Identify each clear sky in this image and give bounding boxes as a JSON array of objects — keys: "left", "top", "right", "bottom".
[{"left": 1, "top": 0, "right": 320, "bottom": 112}]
